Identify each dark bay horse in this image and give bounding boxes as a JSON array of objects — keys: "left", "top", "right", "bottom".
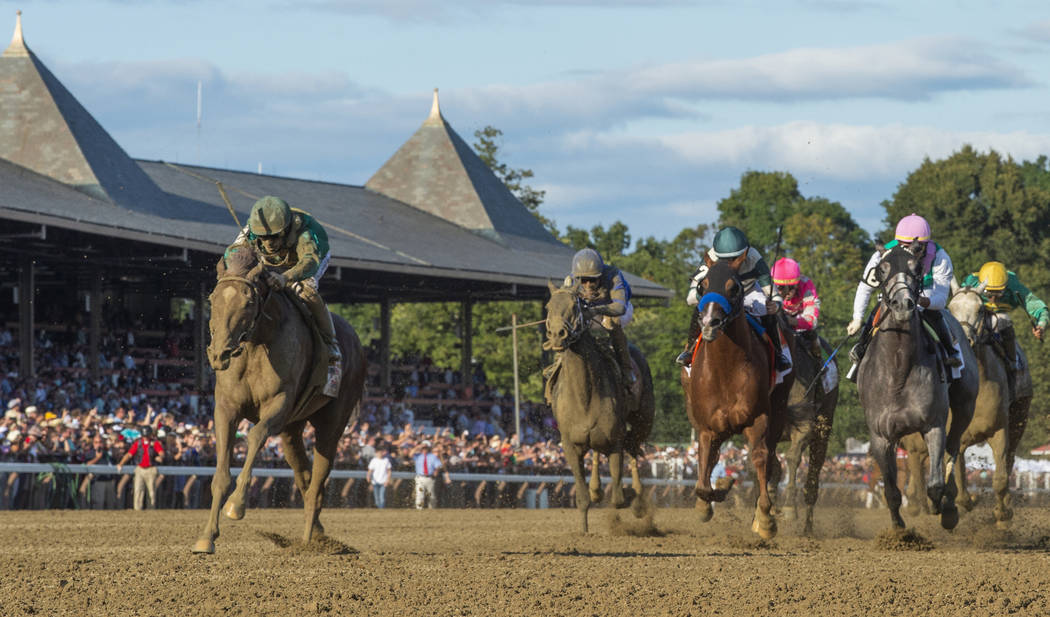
[
  {"left": 544, "top": 280, "right": 655, "bottom": 533},
  {"left": 681, "top": 257, "right": 793, "bottom": 539},
  {"left": 192, "top": 249, "right": 367, "bottom": 554},
  {"left": 903, "top": 282, "right": 1029, "bottom": 529},
  {"left": 779, "top": 332, "right": 838, "bottom": 535},
  {"left": 857, "top": 245, "right": 974, "bottom": 530}
]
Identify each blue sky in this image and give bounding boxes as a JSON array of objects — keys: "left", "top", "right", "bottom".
[{"left": 6, "top": 1, "right": 1050, "bottom": 241}]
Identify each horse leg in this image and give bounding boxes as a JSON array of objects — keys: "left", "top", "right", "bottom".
[
  {"left": 954, "top": 434, "right": 975, "bottom": 512},
  {"left": 871, "top": 435, "right": 905, "bottom": 529},
  {"left": 987, "top": 427, "right": 1011, "bottom": 529},
  {"left": 279, "top": 421, "right": 311, "bottom": 497},
  {"left": 744, "top": 419, "right": 777, "bottom": 539},
  {"left": 693, "top": 431, "right": 716, "bottom": 522},
  {"left": 922, "top": 424, "right": 958, "bottom": 530},
  {"left": 193, "top": 411, "right": 237, "bottom": 554},
  {"left": 589, "top": 451, "right": 603, "bottom": 504},
  {"left": 563, "top": 443, "right": 591, "bottom": 533},
  {"left": 1005, "top": 397, "right": 1031, "bottom": 519},
  {"left": 802, "top": 414, "right": 831, "bottom": 536},
  {"left": 628, "top": 454, "right": 645, "bottom": 518},
  {"left": 609, "top": 450, "right": 626, "bottom": 508},
  {"left": 781, "top": 424, "right": 807, "bottom": 522},
  {"left": 223, "top": 396, "right": 289, "bottom": 521},
  {"left": 301, "top": 423, "right": 340, "bottom": 543}
]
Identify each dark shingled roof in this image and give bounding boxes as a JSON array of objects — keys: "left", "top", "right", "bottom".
[
  {"left": 366, "top": 90, "right": 554, "bottom": 245},
  {"left": 0, "top": 13, "right": 170, "bottom": 210}
]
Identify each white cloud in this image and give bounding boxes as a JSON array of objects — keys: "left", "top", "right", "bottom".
[{"left": 1013, "top": 19, "right": 1050, "bottom": 44}]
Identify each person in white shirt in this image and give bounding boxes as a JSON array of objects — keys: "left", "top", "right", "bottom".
[{"left": 366, "top": 446, "right": 393, "bottom": 509}]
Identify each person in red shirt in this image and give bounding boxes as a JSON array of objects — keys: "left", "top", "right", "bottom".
[{"left": 116, "top": 425, "right": 164, "bottom": 510}]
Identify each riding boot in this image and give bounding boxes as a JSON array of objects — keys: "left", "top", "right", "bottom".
[
  {"left": 923, "top": 309, "right": 962, "bottom": 368},
  {"left": 847, "top": 312, "right": 876, "bottom": 383},
  {"left": 762, "top": 315, "right": 791, "bottom": 372},
  {"left": 999, "top": 324, "right": 1018, "bottom": 400},
  {"left": 607, "top": 320, "right": 636, "bottom": 386},
  {"left": 676, "top": 309, "right": 702, "bottom": 367},
  {"left": 300, "top": 281, "right": 343, "bottom": 397}
]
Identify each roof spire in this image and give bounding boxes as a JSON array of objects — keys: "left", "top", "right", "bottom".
[
  {"left": 425, "top": 87, "right": 444, "bottom": 126},
  {"left": 3, "top": 10, "right": 28, "bottom": 58}
]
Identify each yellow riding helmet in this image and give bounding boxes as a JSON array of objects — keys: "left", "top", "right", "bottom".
[{"left": 977, "top": 261, "right": 1008, "bottom": 292}]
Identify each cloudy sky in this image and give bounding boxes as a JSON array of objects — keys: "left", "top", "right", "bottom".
[{"left": 7, "top": 1, "right": 1050, "bottom": 241}]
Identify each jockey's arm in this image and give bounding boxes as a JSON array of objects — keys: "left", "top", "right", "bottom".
[
  {"left": 852, "top": 250, "right": 882, "bottom": 322},
  {"left": 922, "top": 248, "right": 954, "bottom": 312},
  {"left": 793, "top": 280, "right": 821, "bottom": 330},
  {"left": 282, "top": 230, "right": 322, "bottom": 283},
  {"left": 1011, "top": 274, "right": 1050, "bottom": 329}
]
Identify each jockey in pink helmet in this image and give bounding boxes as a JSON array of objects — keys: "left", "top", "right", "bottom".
[
  {"left": 846, "top": 213, "right": 962, "bottom": 381},
  {"left": 772, "top": 257, "right": 823, "bottom": 358}
]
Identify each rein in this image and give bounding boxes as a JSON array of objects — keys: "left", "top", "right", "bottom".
[
  {"left": 952, "top": 288, "right": 988, "bottom": 347},
  {"left": 545, "top": 291, "right": 586, "bottom": 351}
]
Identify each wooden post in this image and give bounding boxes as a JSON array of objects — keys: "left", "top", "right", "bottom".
[
  {"left": 511, "top": 313, "right": 521, "bottom": 441},
  {"left": 17, "top": 254, "right": 34, "bottom": 379}
]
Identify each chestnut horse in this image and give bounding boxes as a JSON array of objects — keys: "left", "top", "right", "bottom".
[
  {"left": 192, "top": 248, "right": 367, "bottom": 554},
  {"left": 544, "top": 280, "right": 655, "bottom": 533},
  {"left": 681, "top": 257, "right": 793, "bottom": 539}
]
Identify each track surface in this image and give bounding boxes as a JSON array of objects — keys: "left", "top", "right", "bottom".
[{"left": 2, "top": 503, "right": 1050, "bottom": 616}]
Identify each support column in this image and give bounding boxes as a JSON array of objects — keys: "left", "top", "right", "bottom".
[
  {"left": 89, "top": 270, "right": 102, "bottom": 382},
  {"left": 460, "top": 299, "right": 473, "bottom": 400},
  {"left": 379, "top": 297, "right": 391, "bottom": 392},
  {"left": 17, "top": 254, "right": 34, "bottom": 380},
  {"left": 194, "top": 279, "right": 207, "bottom": 391}
]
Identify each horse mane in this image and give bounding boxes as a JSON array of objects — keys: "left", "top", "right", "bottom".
[{"left": 220, "top": 246, "right": 259, "bottom": 278}]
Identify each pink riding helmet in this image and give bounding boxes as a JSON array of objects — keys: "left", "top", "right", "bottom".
[
  {"left": 894, "top": 213, "right": 931, "bottom": 243},
  {"left": 771, "top": 258, "right": 801, "bottom": 285}
]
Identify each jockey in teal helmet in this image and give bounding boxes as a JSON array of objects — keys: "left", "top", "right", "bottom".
[
  {"left": 676, "top": 226, "right": 790, "bottom": 371},
  {"left": 570, "top": 248, "right": 636, "bottom": 386}
]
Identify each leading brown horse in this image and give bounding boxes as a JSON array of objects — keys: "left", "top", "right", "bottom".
[
  {"left": 192, "top": 248, "right": 367, "bottom": 554},
  {"left": 681, "top": 256, "right": 793, "bottom": 539}
]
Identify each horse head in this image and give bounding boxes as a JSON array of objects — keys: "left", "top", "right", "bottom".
[
  {"left": 207, "top": 249, "right": 267, "bottom": 371},
  {"left": 544, "top": 279, "right": 584, "bottom": 352},
  {"left": 697, "top": 255, "right": 745, "bottom": 342},
  {"left": 949, "top": 278, "right": 988, "bottom": 347},
  {"left": 870, "top": 245, "right": 923, "bottom": 326}
]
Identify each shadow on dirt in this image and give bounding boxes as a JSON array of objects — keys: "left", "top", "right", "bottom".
[{"left": 256, "top": 531, "right": 358, "bottom": 555}]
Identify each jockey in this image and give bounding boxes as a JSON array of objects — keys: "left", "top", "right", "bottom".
[
  {"left": 771, "top": 257, "right": 822, "bottom": 357},
  {"left": 676, "top": 226, "right": 790, "bottom": 371},
  {"left": 961, "top": 261, "right": 1047, "bottom": 389},
  {"left": 846, "top": 213, "right": 962, "bottom": 379},
  {"left": 224, "top": 196, "right": 341, "bottom": 396},
  {"left": 570, "top": 248, "right": 636, "bottom": 385}
]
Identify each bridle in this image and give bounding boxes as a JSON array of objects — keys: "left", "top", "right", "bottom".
[
  {"left": 545, "top": 289, "right": 586, "bottom": 351},
  {"left": 211, "top": 274, "right": 265, "bottom": 360},
  {"left": 951, "top": 287, "right": 989, "bottom": 347},
  {"left": 697, "top": 270, "right": 744, "bottom": 338}
]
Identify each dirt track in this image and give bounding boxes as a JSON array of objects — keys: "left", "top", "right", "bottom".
[{"left": 2, "top": 501, "right": 1050, "bottom": 616}]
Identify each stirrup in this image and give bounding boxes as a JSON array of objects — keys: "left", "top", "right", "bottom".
[
  {"left": 323, "top": 359, "right": 342, "bottom": 397},
  {"left": 675, "top": 350, "right": 692, "bottom": 367},
  {"left": 775, "top": 353, "right": 791, "bottom": 372},
  {"left": 944, "top": 353, "right": 962, "bottom": 368}
]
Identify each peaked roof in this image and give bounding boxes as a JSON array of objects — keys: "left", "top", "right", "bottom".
[
  {"left": 366, "top": 89, "right": 556, "bottom": 245},
  {"left": 0, "top": 12, "right": 169, "bottom": 209}
]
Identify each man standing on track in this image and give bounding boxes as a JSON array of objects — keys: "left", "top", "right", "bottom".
[
  {"left": 412, "top": 440, "right": 442, "bottom": 509},
  {"left": 116, "top": 426, "right": 164, "bottom": 510}
]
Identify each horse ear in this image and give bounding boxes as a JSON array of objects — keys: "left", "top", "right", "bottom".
[
  {"left": 248, "top": 260, "right": 266, "bottom": 281},
  {"left": 950, "top": 277, "right": 960, "bottom": 296},
  {"left": 703, "top": 252, "right": 714, "bottom": 268},
  {"left": 563, "top": 275, "right": 574, "bottom": 288},
  {"left": 729, "top": 253, "right": 747, "bottom": 270},
  {"left": 215, "top": 256, "right": 227, "bottom": 280},
  {"left": 548, "top": 279, "right": 558, "bottom": 293}
]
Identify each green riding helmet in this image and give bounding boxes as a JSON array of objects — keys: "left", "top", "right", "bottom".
[
  {"left": 712, "top": 226, "right": 749, "bottom": 259},
  {"left": 247, "top": 196, "right": 293, "bottom": 238},
  {"left": 571, "top": 248, "right": 604, "bottom": 279}
]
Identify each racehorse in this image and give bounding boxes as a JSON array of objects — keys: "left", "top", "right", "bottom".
[
  {"left": 192, "top": 248, "right": 367, "bottom": 554},
  {"left": 544, "top": 279, "right": 655, "bottom": 533},
  {"left": 779, "top": 331, "right": 838, "bottom": 535},
  {"left": 681, "top": 257, "right": 793, "bottom": 539},
  {"left": 902, "top": 281, "right": 1031, "bottom": 529},
  {"left": 857, "top": 245, "right": 975, "bottom": 530}
]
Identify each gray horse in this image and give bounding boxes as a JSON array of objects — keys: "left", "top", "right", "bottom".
[
  {"left": 544, "top": 280, "right": 655, "bottom": 533},
  {"left": 779, "top": 332, "right": 838, "bottom": 535},
  {"left": 858, "top": 245, "right": 976, "bottom": 530},
  {"left": 193, "top": 249, "right": 367, "bottom": 554},
  {"left": 902, "top": 281, "right": 1031, "bottom": 529}
]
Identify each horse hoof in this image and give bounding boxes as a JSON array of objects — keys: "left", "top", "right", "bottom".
[
  {"left": 995, "top": 519, "right": 1011, "bottom": 531},
  {"left": 940, "top": 505, "right": 959, "bottom": 531},
  {"left": 631, "top": 499, "right": 645, "bottom": 519},
  {"left": 589, "top": 490, "right": 603, "bottom": 504},
  {"left": 697, "top": 501, "right": 713, "bottom": 522},
  {"left": 222, "top": 500, "right": 245, "bottom": 521},
  {"left": 781, "top": 506, "right": 797, "bottom": 521},
  {"left": 958, "top": 495, "right": 976, "bottom": 512},
  {"left": 191, "top": 539, "right": 215, "bottom": 554},
  {"left": 752, "top": 518, "right": 777, "bottom": 539}
]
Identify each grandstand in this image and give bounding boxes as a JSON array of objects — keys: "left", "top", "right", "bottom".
[{"left": 0, "top": 13, "right": 671, "bottom": 400}]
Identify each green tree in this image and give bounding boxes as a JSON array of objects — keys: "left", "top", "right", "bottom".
[{"left": 716, "top": 170, "right": 803, "bottom": 253}]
